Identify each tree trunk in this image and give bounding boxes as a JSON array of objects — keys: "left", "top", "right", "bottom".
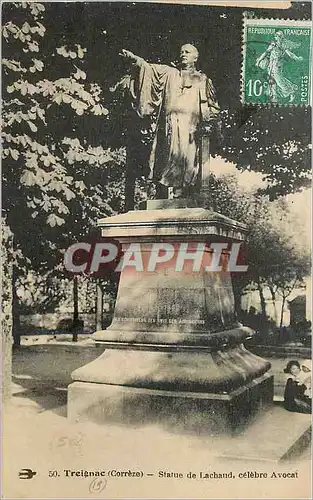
[
  {"left": 95, "top": 282, "right": 103, "bottom": 331},
  {"left": 256, "top": 277, "right": 267, "bottom": 335},
  {"left": 233, "top": 289, "right": 242, "bottom": 318},
  {"left": 124, "top": 143, "right": 136, "bottom": 212},
  {"left": 72, "top": 276, "right": 79, "bottom": 342},
  {"left": 280, "top": 295, "right": 286, "bottom": 330},
  {"left": 12, "top": 266, "right": 21, "bottom": 347},
  {"left": 2, "top": 222, "right": 13, "bottom": 402},
  {"left": 269, "top": 285, "right": 278, "bottom": 324},
  {"left": 231, "top": 276, "right": 243, "bottom": 317},
  {"left": 124, "top": 105, "right": 141, "bottom": 213},
  {"left": 257, "top": 278, "right": 267, "bottom": 318}
]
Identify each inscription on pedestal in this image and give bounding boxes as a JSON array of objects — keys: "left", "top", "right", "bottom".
[{"left": 112, "top": 280, "right": 236, "bottom": 333}]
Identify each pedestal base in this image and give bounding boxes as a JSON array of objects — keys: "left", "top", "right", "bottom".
[{"left": 68, "top": 372, "right": 273, "bottom": 434}]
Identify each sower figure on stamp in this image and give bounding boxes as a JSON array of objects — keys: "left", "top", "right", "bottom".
[
  {"left": 256, "top": 31, "right": 304, "bottom": 104},
  {"left": 118, "top": 44, "right": 220, "bottom": 199}
]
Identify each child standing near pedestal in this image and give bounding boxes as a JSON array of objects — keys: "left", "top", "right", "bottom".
[{"left": 283, "top": 360, "right": 311, "bottom": 413}]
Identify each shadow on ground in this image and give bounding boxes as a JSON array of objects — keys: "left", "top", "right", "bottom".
[{"left": 12, "top": 344, "right": 104, "bottom": 416}]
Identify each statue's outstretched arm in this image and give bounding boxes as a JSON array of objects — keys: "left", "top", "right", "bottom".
[
  {"left": 119, "top": 49, "right": 145, "bottom": 66},
  {"left": 118, "top": 49, "right": 169, "bottom": 118}
]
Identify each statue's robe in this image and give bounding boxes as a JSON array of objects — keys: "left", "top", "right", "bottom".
[{"left": 129, "top": 58, "right": 220, "bottom": 188}]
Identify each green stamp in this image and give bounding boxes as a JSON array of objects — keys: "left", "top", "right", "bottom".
[{"left": 242, "top": 18, "right": 312, "bottom": 106}]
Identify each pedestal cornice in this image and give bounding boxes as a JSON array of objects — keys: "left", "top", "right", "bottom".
[{"left": 97, "top": 208, "right": 247, "bottom": 241}]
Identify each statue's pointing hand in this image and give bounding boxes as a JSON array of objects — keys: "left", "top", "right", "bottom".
[{"left": 119, "top": 49, "right": 138, "bottom": 62}]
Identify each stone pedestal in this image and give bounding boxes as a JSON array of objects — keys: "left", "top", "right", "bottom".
[{"left": 68, "top": 206, "right": 273, "bottom": 431}]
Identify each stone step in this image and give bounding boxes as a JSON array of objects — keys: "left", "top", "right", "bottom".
[{"left": 219, "top": 404, "right": 311, "bottom": 463}]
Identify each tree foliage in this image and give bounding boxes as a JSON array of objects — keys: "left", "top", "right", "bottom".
[
  {"left": 2, "top": 2, "right": 126, "bottom": 274},
  {"left": 221, "top": 106, "right": 311, "bottom": 199},
  {"left": 198, "top": 174, "right": 310, "bottom": 302}
]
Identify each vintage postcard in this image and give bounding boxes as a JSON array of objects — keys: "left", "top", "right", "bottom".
[{"left": 1, "top": 1, "right": 312, "bottom": 499}]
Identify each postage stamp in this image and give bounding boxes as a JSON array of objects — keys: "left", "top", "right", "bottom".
[{"left": 242, "top": 18, "right": 312, "bottom": 106}]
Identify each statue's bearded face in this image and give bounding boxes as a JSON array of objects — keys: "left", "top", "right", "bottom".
[{"left": 180, "top": 44, "right": 199, "bottom": 66}]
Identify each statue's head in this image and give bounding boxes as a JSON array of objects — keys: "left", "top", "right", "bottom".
[{"left": 180, "top": 44, "right": 199, "bottom": 67}]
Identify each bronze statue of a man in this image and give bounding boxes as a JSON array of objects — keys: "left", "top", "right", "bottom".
[{"left": 119, "top": 44, "right": 220, "bottom": 198}]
